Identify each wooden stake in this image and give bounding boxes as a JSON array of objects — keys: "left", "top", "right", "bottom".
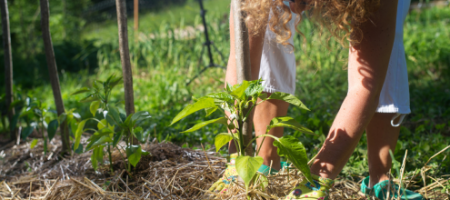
[
  {"left": 0, "top": 0, "right": 15, "bottom": 140},
  {"left": 231, "top": 0, "right": 254, "bottom": 156},
  {"left": 39, "top": 0, "right": 71, "bottom": 155},
  {"left": 134, "top": 0, "right": 139, "bottom": 32},
  {"left": 115, "top": 0, "right": 135, "bottom": 116}
]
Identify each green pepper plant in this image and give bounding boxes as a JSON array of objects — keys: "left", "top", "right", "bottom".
[
  {"left": 13, "top": 97, "right": 60, "bottom": 154},
  {"left": 72, "top": 75, "right": 151, "bottom": 173},
  {"left": 171, "top": 79, "right": 315, "bottom": 191}
]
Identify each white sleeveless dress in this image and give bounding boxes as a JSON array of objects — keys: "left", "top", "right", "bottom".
[{"left": 259, "top": 0, "right": 411, "bottom": 114}]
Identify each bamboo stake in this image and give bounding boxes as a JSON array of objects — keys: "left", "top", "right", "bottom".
[
  {"left": 231, "top": 0, "right": 254, "bottom": 156},
  {"left": 134, "top": 0, "right": 139, "bottom": 32},
  {"left": 115, "top": 0, "right": 135, "bottom": 116},
  {"left": 39, "top": 0, "right": 71, "bottom": 155},
  {"left": 0, "top": 0, "right": 15, "bottom": 141}
]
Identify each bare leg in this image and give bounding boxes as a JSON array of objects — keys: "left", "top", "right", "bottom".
[
  {"left": 366, "top": 113, "right": 401, "bottom": 187},
  {"left": 255, "top": 97, "right": 289, "bottom": 170}
]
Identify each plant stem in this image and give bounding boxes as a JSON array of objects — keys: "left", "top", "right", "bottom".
[{"left": 108, "top": 144, "right": 113, "bottom": 174}]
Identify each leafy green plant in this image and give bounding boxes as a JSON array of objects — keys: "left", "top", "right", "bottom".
[
  {"left": 15, "top": 98, "right": 59, "bottom": 155},
  {"left": 171, "top": 79, "right": 315, "bottom": 191},
  {"left": 72, "top": 75, "right": 151, "bottom": 173}
]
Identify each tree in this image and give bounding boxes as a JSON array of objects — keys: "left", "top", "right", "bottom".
[
  {"left": 1, "top": 0, "right": 15, "bottom": 140},
  {"left": 39, "top": 0, "right": 71, "bottom": 155},
  {"left": 231, "top": 0, "right": 253, "bottom": 156}
]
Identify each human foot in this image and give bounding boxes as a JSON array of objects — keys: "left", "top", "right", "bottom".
[
  {"left": 284, "top": 174, "right": 334, "bottom": 200},
  {"left": 360, "top": 176, "right": 424, "bottom": 200}
]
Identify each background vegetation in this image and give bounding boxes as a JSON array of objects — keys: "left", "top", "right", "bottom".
[{"left": 1, "top": 0, "right": 449, "bottom": 187}]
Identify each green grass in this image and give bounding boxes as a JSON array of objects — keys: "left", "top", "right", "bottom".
[
  {"left": 3, "top": 2, "right": 450, "bottom": 186},
  {"left": 83, "top": 0, "right": 231, "bottom": 42}
]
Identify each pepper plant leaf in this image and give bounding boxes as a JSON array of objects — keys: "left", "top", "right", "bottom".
[
  {"left": 214, "top": 133, "right": 233, "bottom": 152},
  {"left": 21, "top": 125, "right": 35, "bottom": 139},
  {"left": 80, "top": 94, "right": 100, "bottom": 103},
  {"left": 86, "top": 129, "right": 113, "bottom": 150},
  {"left": 171, "top": 97, "right": 216, "bottom": 125},
  {"left": 268, "top": 92, "right": 309, "bottom": 111},
  {"left": 245, "top": 79, "right": 264, "bottom": 97},
  {"left": 204, "top": 107, "right": 218, "bottom": 117},
  {"left": 182, "top": 117, "right": 228, "bottom": 133},
  {"left": 273, "top": 136, "right": 313, "bottom": 184},
  {"left": 74, "top": 119, "right": 88, "bottom": 150},
  {"left": 30, "top": 139, "right": 39, "bottom": 149},
  {"left": 71, "top": 87, "right": 90, "bottom": 95},
  {"left": 47, "top": 119, "right": 59, "bottom": 141},
  {"left": 230, "top": 81, "right": 251, "bottom": 100},
  {"left": 268, "top": 117, "right": 314, "bottom": 135},
  {"left": 131, "top": 111, "right": 151, "bottom": 126},
  {"left": 235, "top": 156, "right": 264, "bottom": 189},
  {"left": 113, "top": 131, "right": 123, "bottom": 147},
  {"left": 90, "top": 101, "right": 100, "bottom": 117},
  {"left": 206, "top": 92, "right": 234, "bottom": 104},
  {"left": 106, "top": 106, "right": 123, "bottom": 126},
  {"left": 91, "top": 146, "right": 104, "bottom": 171},
  {"left": 126, "top": 145, "right": 143, "bottom": 167}
]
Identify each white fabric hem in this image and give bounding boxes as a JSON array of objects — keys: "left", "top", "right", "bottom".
[
  {"left": 262, "top": 85, "right": 295, "bottom": 95},
  {"left": 376, "top": 105, "right": 411, "bottom": 114}
]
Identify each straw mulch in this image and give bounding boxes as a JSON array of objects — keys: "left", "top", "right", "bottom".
[{"left": 0, "top": 136, "right": 448, "bottom": 200}]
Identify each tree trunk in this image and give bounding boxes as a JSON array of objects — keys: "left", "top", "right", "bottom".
[
  {"left": 115, "top": 0, "right": 135, "bottom": 116},
  {"left": 1, "top": 0, "right": 15, "bottom": 140},
  {"left": 231, "top": 0, "right": 254, "bottom": 156},
  {"left": 39, "top": 0, "right": 71, "bottom": 155}
]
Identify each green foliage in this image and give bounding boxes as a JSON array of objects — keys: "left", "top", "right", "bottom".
[
  {"left": 235, "top": 156, "right": 264, "bottom": 189},
  {"left": 72, "top": 75, "right": 153, "bottom": 173},
  {"left": 172, "top": 80, "right": 312, "bottom": 192}
]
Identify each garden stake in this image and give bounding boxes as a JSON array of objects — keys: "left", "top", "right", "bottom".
[
  {"left": 0, "top": 0, "right": 15, "bottom": 141},
  {"left": 231, "top": 0, "right": 254, "bottom": 156},
  {"left": 39, "top": 0, "right": 71, "bottom": 155}
]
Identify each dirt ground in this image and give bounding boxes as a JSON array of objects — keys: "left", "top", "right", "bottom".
[{"left": 0, "top": 135, "right": 448, "bottom": 199}]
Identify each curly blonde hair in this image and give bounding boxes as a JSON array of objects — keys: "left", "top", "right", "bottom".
[{"left": 242, "top": 0, "right": 380, "bottom": 47}]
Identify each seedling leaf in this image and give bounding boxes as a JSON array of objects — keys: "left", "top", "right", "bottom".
[
  {"left": 182, "top": 117, "right": 228, "bottom": 133},
  {"left": 30, "top": 139, "right": 39, "bottom": 149},
  {"left": 74, "top": 119, "right": 88, "bottom": 150},
  {"left": 21, "top": 125, "right": 35, "bottom": 139},
  {"left": 273, "top": 136, "right": 313, "bottom": 184},
  {"left": 236, "top": 156, "right": 264, "bottom": 189},
  {"left": 126, "top": 145, "right": 143, "bottom": 167},
  {"left": 268, "top": 92, "right": 309, "bottom": 111},
  {"left": 90, "top": 101, "right": 100, "bottom": 117},
  {"left": 71, "top": 87, "right": 90, "bottom": 95},
  {"left": 171, "top": 97, "right": 216, "bottom": 125},
  {"left": 47, "top": 119, "right": 59, "bottom": 141},
  {"left": 230, "top": 81, "right": 251, "bottom": 100},
  {"left": 214, "top": 133, "right": 233, "bottom": 152},
  {"left": 268, "top": 117, "right": 314, "bottom": 135}
]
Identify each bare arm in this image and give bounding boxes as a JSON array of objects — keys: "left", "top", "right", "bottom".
[{"left": 311, "top": 0, "right": 399, "bottom": 179}]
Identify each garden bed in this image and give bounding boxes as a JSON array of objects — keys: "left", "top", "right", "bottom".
[{"left": 0, "top": 137, "right": 448, "bottom": 199}]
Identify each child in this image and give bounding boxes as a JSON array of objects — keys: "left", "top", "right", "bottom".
[{"left": 210, "top": 0, "right": 424, "bottom": 199}]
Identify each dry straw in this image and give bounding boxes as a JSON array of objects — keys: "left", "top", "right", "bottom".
[{"left": 0, "top": 137, "right": 448, "bottom": 199}]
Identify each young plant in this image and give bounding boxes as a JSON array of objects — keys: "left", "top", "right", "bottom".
[
  {"left": 171, "top": 79, "right": 315, "bottom": 191},
  {"left": 72, "top": 75, "right": 151, "bottom": 173},
  {"left": 16, "top": 98, "right": 59, "bottom": 155}
]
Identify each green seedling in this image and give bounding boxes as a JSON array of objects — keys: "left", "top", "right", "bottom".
[
  {"left": 172, "top": 79, "right": 315, "bottom": 192},
  {"left": 16, "top": 98, "right": 61, "bottom": 155},
  {"left": 72, "top": 75, "right": 151, "bottom": 173}
]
